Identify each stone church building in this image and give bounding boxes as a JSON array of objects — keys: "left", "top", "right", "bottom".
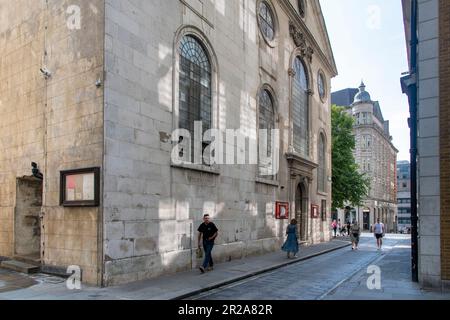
[{"left": 0, "top": 0, "right": 337, "bottom": 286}]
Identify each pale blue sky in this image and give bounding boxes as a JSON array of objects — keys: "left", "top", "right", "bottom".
[{"left": 320, "top": 0, "right": 410, "bottom": 161}]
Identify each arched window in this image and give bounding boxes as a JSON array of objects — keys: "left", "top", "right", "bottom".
[
  {"left": 318, "top": 72, "right": 326, "bottom": 100},
  {"left": 179, "top": 35, "right": 212, "bottom": 162},
  {"left": 259, "top": 89, "right": 275, "bottom": 157},
  {"left": 258, "top": 1, "right": 275, "bottom": 41},
  {"left": 259, "top": 89, "right": 276, "bottom": 177},
  {"left": 318, "top": 134, "right": 326, "bottom": 192},
  {"left": 292, "top": 57, "right": 309, "bottom": 157}
]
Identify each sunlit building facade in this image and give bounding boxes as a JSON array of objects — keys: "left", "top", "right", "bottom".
[
  {"left": 332, "top": 83, "right": 398, "bottom": 232},
  {"left": 0, "top": 0, "right": 337, "bottom": 286}
]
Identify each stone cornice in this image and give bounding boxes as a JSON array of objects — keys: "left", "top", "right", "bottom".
[
  {"left": 278, "top": 0, "right": 338, "bottom": 76},
  {"left": 286, "top": 152, "right": 318, "bottom": 179}
]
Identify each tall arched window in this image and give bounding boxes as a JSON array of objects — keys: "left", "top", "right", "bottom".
[
  {"left": 179, "top": 35, "right": 212, "bottom": 162},
  {"left": 259, "top": 89, "right": 275, "bottom": 177},
  {"left": 318, "top": 133, "right": 326, "bottom": 192},
  {"left": 292, "top": 57, "right": 309, "bottom": 157},
  {"left": 259, "top": 89, "right": 275, "bottom": 157}
]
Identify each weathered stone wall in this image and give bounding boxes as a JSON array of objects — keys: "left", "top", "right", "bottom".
[
  {"left": 103, "top": 0, "right": 334, "bottom": 285},
  {"left": 0, "top": 0, "right": 45, "bottom": 260},
  {"left": 0, "top": 0, "right": 104, "bottom": 285},
  {"left": 417, "top": 0, "right": 441, "bottom": 290}
]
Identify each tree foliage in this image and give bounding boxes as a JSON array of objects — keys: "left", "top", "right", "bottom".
[{"left": 331, "top": 105, "right": 370, "bottom": 211}]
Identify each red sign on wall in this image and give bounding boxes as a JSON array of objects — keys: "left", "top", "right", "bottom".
[
  {"left": 311, "top": 204, "right": 320, "bottom": 219},
  {"left": 275, "top": 202, "right": 290, "bottom": 220}
]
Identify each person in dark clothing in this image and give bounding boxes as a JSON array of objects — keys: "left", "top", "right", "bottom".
[
  {"left": 198, "top": 214, "right": 218, "bottom": 273},
  {"left": 282, "top": 219, "right": 299, "bottom": 259},
  {"left": 346, "top": 222, "right": 351, "bottom": 237}
]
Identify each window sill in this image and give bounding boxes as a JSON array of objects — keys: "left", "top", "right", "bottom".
[
  {"left": 171, "top": 162, "right": 220, "bottom": 175},
  {"left": 256, "top": 177, "right": 279, "bottom": 187},
  {"left": 317, "top": 191, "right": 328, "bottom": 197}
]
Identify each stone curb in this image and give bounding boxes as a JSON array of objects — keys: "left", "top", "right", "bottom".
[{"left": 170, "top": 241, "right": 352, "bottom": 300}]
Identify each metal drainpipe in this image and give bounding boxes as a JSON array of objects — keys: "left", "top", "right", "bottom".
[{"left": 409, "top": 0, "right": 419, "bottom": 283}]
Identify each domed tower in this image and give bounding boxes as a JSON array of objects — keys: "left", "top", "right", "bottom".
[
  {"left": 353, "top": 81, "right": 372, "bottom": 105},
  {"left": 351, "top": 81, "right": 374, "bottom": 126}
]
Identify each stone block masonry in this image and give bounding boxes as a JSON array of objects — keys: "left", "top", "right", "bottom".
[
  {"left": 1, "top": 0, "right": 336, "bottom": 287},
  {"left": 0, "top": 0, "right": 105, "bottom": 285},
  {"left": 101, "top": 0, "right": 335, "bottom": 286}
]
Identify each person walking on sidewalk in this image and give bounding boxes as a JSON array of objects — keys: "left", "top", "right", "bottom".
[
  {"left": 198, "top": 214, "right": 219, "bottom": 273},
  {"left": 350, "top": 221, "right": 361, "bottom": 250},
  {"left": 331, "top": 220, "right": 338, "bottom": 238},
  {"left": 282, "top": 219, "right": 299, "bottom": 259},
  {"left": 373, "top": 218, "right": 385, "bottom": 251}
]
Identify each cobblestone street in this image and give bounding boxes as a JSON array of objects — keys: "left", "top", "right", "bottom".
[
  {"left": 1, "top": 235, "right": 449, "bottom": 300},
  {"left": 188, "top": 235, "right": 450, "bottom": 300}
]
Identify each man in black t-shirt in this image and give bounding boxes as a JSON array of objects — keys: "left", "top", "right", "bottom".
[{"left": 197, "top": 214, "right": 218, "bottom": 273}]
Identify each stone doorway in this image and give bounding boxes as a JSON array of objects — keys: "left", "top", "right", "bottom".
[
  {"left": 14, "top": 177, "right": 42, "bottom": 262},
  {"left": 295, "top": 183, "right": 308, "bottom": 242}
]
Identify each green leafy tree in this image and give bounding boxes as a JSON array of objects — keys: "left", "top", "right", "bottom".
[{"left": 331, "top": 105, "right": 370, "bottom": 211}]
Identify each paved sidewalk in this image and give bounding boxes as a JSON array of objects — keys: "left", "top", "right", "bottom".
[
  {"left": 324, "top": 236, "right": 450, "bottom": 300},
  {"left": 0, "top": 239, "right": 350, "bottom": 300}
]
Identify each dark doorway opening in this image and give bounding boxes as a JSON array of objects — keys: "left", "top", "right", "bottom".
[
  {"left": 295, "top": 183, "right": 308, "bottom": 242},
  {"left": 14, "top": 177, "right": 42, "bottom": 263}
]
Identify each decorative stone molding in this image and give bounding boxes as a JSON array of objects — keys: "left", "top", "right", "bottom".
[
  {"left": 289, "top": 21, "right": 314, "bottom": 63},
  {"left": 286, "top": 151, "right": 318, "bottom": 180},
  {"left": 288, "top": 67, "right": 296, "bottom": 77}
]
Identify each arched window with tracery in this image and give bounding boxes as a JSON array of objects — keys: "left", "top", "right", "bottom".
[
  {"left": 292, "top": 57, "right": 309, "bottom": 157},
  {"left": 318, "top": 133, "right": 326, "bottom": 192},
  {"left": 259, "top": 89, "right": 276, "bottom": 177},
  {"left": 179, "top": 35, "right": 212, "bottom": 162}
]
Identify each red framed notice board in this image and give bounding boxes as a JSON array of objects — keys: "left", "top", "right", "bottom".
[
  {"left": 275, "top": 202, "right": 290, "bottom": 220},
  {"left": 311, "top": 204, "right": 320, "bottom": 219}
]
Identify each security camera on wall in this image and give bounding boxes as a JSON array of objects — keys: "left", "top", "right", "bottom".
[{"left": 40, "top": 67, "right": 51, "bottom": 79}]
